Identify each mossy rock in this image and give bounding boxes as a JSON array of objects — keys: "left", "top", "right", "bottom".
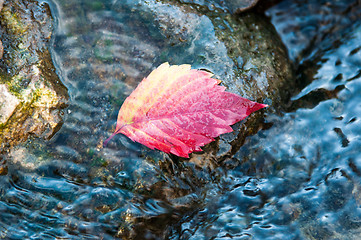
[{"left": 0, "top": 0, "right": 68, "bottom": 153}]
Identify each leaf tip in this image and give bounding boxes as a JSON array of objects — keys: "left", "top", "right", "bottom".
[{"left": 253, "top": 102, "right": 268, "bottom": 113}]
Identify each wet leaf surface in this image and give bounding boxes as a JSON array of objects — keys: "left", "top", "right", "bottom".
[{"left": 105, "top": 62, "right": 266, "bottom": 157}]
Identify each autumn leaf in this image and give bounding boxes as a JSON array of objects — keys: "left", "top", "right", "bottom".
[{"left": 105, "top": 62, "right": 267, "bottom": 157}]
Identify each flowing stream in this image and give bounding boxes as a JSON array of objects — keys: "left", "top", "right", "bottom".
[{"left": 1, "top": 0, "right": 361, "bottom": 239}]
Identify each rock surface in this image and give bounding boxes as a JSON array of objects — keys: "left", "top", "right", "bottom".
[
  {"left": 0, "top": 40, "right": 3, "bottom": 59},
  {"left": 150, "top": 0, "right": 295, "bottom": 161},
  {"left": 224, "top": 0, "right": 260, "bottom": 13},
  {"left": 0, "top": 0, "right": 3, "bottom": 59},
  {"left": 177, "top": 0, "right": 261, "bottom": 13},
  {"left": 0, "top": 0, "right": 68, "bottom": 153},
  {"left": 50, "top": 0, "right": 294, "bottom": 162},
  {"left": 102, "top": 0, "right": 295, "bottom": 237}
]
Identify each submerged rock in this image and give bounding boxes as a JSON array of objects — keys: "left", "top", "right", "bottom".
[
  {"left": 177, "top": 0, "right": 261, "bottom": 14},
  {"left": 224, "top": 0, "right": 260, "bottom": 13},
  {"left": 0, "top": 40, "right": 3, "bottom": 59},
  {"left": 52, "top": 0, "right": 294, "bottom": 162},
  {"left": 98, "top": 0, "right": 294, "bottom": 237},
  {"left": 0, "top": 0, "right": 3, "bottom": 59},
  {"left": 140, "top": 0, "right": 295, "bottom": 161},
  {"left": 0, "top": 0, "right": 68, "bottom": 152},
  {"left": 266, "top": 0, "right": 361, "bottom": 62}
]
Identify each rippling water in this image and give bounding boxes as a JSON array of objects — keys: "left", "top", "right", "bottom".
[{"left": 1, "top": 0, "right": 361, "bottom": 239}]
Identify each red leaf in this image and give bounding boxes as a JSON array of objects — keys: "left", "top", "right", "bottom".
[{"left": 105, "top": 62, "right": 267, "bottom": 157}]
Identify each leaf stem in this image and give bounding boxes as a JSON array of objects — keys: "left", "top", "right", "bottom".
[{"left": 103, "top": 132, "right": 117, "bottom": 147}]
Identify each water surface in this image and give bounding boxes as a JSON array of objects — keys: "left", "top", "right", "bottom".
[{"left": 1, "top": 0, "right": 361, "bottom": 239}]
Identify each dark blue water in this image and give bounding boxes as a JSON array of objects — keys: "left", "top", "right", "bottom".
[{"left": 1, "top": 0, "right": 361, "bottom": 239}]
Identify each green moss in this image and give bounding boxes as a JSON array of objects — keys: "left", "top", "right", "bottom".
[
  {"left": 87, "top": 148, "right": 96, "bottom": 157},
  {"left": 86, "top": 1, "right": 105, "bottom": 11},
  {"left": 110, "top": 83, "right": 128, "bottom": 107},
  {"left": 92, "top": 156, "right": 108, "bottom": 167},
  {"left": 7, "top": 76, "right": 26, "bottom": 98},
  {"left": 0, "top": 10, "right": 27, "bottom": 35},
  {"left": 87, "top": 148, "right": 108, "bottom": 167},
  {"left": 31, "top": 88, "right": 43, "bottom": 104},
  {"left": 94, "top": 39, "right": 116, "bottom": 61}
]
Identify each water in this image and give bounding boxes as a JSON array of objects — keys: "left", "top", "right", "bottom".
[{"left": 1, "top": 0, "right": 361, "bottom": 239}]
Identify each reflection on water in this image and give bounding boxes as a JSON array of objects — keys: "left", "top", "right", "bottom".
[{"left": 1, "top": 0, "right": 361, "bottom": 239}]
